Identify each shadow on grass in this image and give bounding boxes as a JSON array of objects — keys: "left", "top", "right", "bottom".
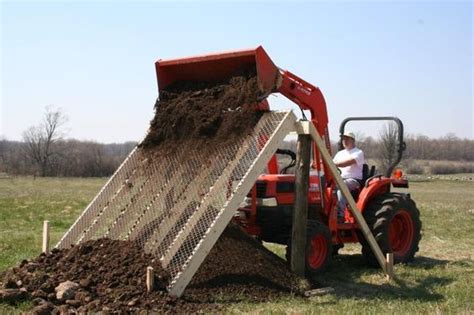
[
  {"left": 414, "top": 256, "right": 450, "bottom": 269},
  {"left": 185, "top": 274, "right": 296, "bottom": 303},
  {"left": 313, "top": 254, "right": 451, "bottom": 302}
]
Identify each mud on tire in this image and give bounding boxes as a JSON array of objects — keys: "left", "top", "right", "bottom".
[
  {"left": 286, "top": 220, "right": 332, "bottom": 277},
  {"left": 360, "top": 193, "right": 422, "bottom": 266}
]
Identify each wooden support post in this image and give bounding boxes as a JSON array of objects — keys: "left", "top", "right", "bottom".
[
  {"left": 146, "top": 266, "right": 154, "bottom": 292},
  {"left": 42, "top": 220, "right": 50, "bottom": 254},
  {"left": 291, "top": 133, "right": 311, "bottom": 277},
  {"left": 297, "top": 121, "right": 388, "bottom": 274},
  {"left": 386, "top": 253, "right": 394, "bottom": 281}
]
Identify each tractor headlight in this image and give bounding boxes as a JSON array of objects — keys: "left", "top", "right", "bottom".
[
  {"left": 239, "top": 197, "right": 277, "bottom": 208},
  {"left": 259, "top": 197, "right": 278, "bottom": 207}
]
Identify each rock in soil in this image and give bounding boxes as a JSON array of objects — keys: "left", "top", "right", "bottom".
[{"left": 55, "top": 281, "right": 79, "bottom": 301}]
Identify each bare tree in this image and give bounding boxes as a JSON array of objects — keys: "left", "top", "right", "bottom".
[
  {"left": 0, "top": 139, "right": 7, "bottom": 173},
  {"left": 22, "top": 106, "right": 68, "bottom": 176},
  {"left": 378, "top": 122, "right": 398, "bottom": 175}
]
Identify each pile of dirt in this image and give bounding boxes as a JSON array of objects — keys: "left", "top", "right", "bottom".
[
  {"left": 0, "top": 68, "right": 306, "bottom": 313},
  {"left": 1, "top": 224, "right": 306, "bottom": 313},
  {"left": 139, "top": 67, "right": 264, "bottom": 150}
]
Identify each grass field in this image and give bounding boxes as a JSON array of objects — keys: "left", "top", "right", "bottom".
[{"left": 1, "top": 176, "right": 473, "bottom": 314}]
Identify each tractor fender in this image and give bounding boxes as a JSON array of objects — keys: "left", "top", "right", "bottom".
[{"left": 356, "top": 177, "right": 392, "bottom": 213}]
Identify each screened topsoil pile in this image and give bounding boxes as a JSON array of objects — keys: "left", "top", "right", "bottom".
[
  {"left": 0, "top": 224, "right": 306, "bottom": 314},
  {"left": 139, "top": 67, "right": 264, "bottom": 151}
]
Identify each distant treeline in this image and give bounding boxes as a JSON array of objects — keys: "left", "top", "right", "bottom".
[
  {"left": 0, "top": 139, "right": 136, "bottom": 177},
  {"left": 358, "top": 134, "right": 473, "bottom": 162},
  {"left": 0, "top": 134, "right": 472, "bottom": 177},
  {"left": 277, "top": 132, "right": 473, "bottom": 175},
  {"left": 354, "top": 134, "right": 473, "bottom": 175}
]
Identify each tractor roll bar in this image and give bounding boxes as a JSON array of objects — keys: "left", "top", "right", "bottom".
[{"left": 339, "top": 116, "right": 406, "bottom": 178}]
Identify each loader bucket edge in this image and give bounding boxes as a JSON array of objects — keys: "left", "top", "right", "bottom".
[{"left": 155, "top": 46, "right": 280, "bottom": 95}]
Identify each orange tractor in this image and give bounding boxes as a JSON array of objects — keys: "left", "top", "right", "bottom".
[{"left": 156, "top": 46, "right": 422, "bottom": 276}]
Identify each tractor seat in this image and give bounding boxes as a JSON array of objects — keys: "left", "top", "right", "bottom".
[
  {"left": 350, "top": 164, "right": 375, "bottom": 201},
  {"left": 359, "top": 164, "right": 375, "bottom": 187}
]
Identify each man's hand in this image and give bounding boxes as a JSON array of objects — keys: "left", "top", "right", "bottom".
[{"left": 334, "top": 158, "right": 356, "bottom": 168}]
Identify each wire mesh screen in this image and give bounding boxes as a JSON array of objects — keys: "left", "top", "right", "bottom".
[{"left": 56, "top": 111, "right": 296, "bottom": 296}]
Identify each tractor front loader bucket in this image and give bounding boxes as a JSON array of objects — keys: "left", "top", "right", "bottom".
[{"left": 155, "top": 46, "right": 280, "bottom": 95}]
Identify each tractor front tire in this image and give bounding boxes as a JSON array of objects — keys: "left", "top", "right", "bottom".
[
  {"left": 286, "top": 220, "right": 332, "bottom": 277},
  {"left": 360, "top": 193, "right": 422, "bottom": 267}
]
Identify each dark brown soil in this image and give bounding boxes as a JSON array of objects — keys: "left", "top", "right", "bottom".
[
  {"left": 1, "top": 224, "right": 306, "bottom": 313},
  {"left": 139, "top": 67, "right": 264, "bottom": 151}
]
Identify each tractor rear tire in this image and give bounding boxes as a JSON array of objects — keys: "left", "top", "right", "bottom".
[
  {"left": 360, "top": 193, "right": 422, "bottom": 267},
  {"left": 286, "top": 220, "right": 332, "bottom": 277}
]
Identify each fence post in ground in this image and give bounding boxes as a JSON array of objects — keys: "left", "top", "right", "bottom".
[
  {"left": 386, "top": 253, "right": 394, "bottom": 281},
  {"left": 291, "top": 130, "right": 311, "bottom": 277},
  {"left": 42, "top": 220, "right": 50, "bottom": 254},
  {"left": 146, "top": 266, "right": 155, "bottom": 292}
]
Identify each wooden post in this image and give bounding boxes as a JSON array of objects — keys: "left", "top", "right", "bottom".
[
  {"left": 386, "top": 253, "right": 394, "bottom": 280},
  {"left": 146, "top": 266, "right": 154, "bottom": 292},
  {"left": 291, "top": 133, "right": 311, "bottom": 276},
  {"left": 42, "top": 220, "right": 50, "bottom": 254},
  {"left": 304, "top": 287, "right": 335, "bottom": 297}
]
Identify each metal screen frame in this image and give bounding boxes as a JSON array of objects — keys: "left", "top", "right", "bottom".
[
  {"left": 168, "top": 111, "right": 296, "bottom": 296},
  {"left": 56, "top": 111, "right": 297, "bottom": 297}
]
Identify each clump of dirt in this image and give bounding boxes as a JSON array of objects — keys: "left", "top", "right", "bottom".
[
  {"left": 0, "top": 224, "right": 306, "bottom": 313},
  {"left": 140, "top": 67, "right": 264, "bottom": 150},
  {"left": 185, "top": 224, "right": 307, "bottom": 303},
  {"left": 0, "top": 238, "right": 175, "bottom": 313}
]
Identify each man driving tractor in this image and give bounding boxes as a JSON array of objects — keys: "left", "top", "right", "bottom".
[{"left": 333, "top": 132, "right": 365, "bottom": 222}]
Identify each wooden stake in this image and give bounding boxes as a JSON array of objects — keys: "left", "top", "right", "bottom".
[
  {"left": 304, "top": 287, "right": 335, "bottom": 297},
  {"left": 386, "top": 253, "right": 394, "bottom": 281},
  {"left": 291, "top": 134, "right": 311, "bottom": 277},
  {"left": 42, "top": 220, "right": 50, "bottom": 254},
  {"left": 146, "top": 266, "right": 154, "bottom": 292}
]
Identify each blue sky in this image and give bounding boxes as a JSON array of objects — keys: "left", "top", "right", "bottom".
[{"left": 1, "top": 1, "right": 472, "bottom": 143}]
